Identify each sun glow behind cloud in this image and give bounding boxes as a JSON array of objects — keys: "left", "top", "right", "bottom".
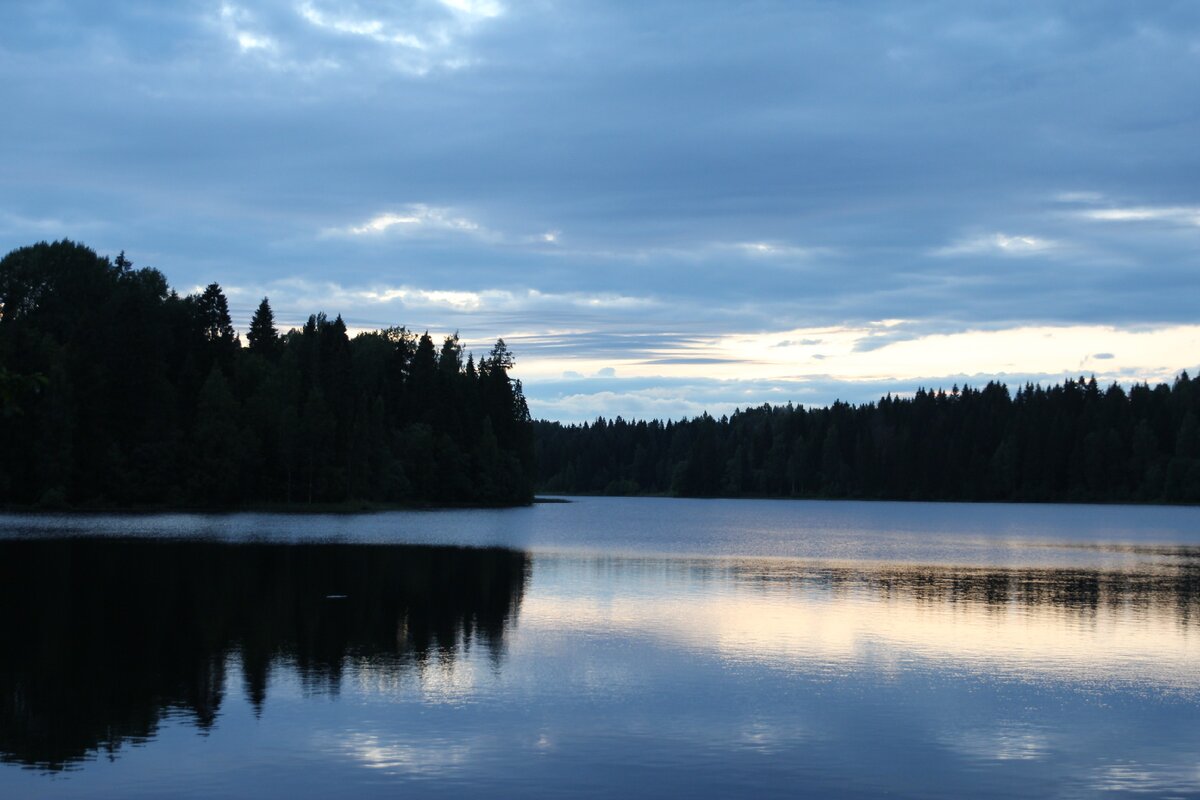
[
  {"left": 210, "top": 0, "right": 507, "bottom": 75},
  {"left": 339, "top": 205, "right": 484, "bottom": 237},
  {"left": 218, "top": 3, "right": 278, "bottom": 53},
  {"left": 934, "top": 232, "right": 1058, "bottom": 257},
  {"left": 437, "top": 0, "right": 504, "bottom": 19},
  {"left": 298, "top": 3, "right": 429, "bottom": 51},
  {"left": 512, "top": 322, "right": 1200, "bottom": 421},
  {"left": 1078, "top": 206, "right": 1200, "bottom": 226},
  {"left": 514, "top": 322, "right": 1200, "bottom": 385}
]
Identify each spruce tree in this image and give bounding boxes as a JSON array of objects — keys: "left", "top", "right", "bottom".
[
  {"left": 195, "top": 283, "right": 236, "bottom": 343},
  {"left": 247, "top": 297, "right": 279, "bottom": 357}
]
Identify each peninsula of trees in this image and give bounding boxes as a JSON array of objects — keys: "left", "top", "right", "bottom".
[
  {"left": 0, "top": 240, "right": 534, "bottom": 508},
  {"left": 536, "top": 374, "right": 1200, "bottom": 504}
]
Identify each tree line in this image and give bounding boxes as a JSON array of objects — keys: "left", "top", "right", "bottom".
[
  {"left": 0, "top": 240, "right": 534, "bottom": 507},
  {"left": 535, "top": 372, "right": 1200, "bottom": 504}
]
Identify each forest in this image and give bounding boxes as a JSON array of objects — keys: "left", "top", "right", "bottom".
[
  {"left": 535, "top": 372, "right": 1200, "bottom": 504},
  {"left": 4, "top": 240, "right": 1199, "bottom": 509},
  {"left": 0, "top": 240, "right": 534, "bottom": 508}
]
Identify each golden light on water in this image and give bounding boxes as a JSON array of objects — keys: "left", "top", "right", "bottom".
[{"left": 522, "top": 556, "right": 1200, "bottom": 689}]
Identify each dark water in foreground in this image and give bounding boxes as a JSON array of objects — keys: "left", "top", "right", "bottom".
[{"left": 0, "top": 498, "right": 1198, "bottom": 799}]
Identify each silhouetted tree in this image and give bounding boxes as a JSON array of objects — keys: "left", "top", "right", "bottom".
[
  {"left": 535, "top": 373, "right": 1200, "bottom": 505},
  {"left": 247, "top": 297, "right": 279, "bottom": 357},
  {"left": 0, "top": 240, "right": 535, "bottom": 508}
]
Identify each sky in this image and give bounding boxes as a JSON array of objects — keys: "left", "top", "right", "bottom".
[{"left": 2, "top": 1, "right": 1198, "bottom": 422}]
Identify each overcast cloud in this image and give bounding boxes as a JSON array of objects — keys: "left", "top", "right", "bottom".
[{"left": 2, "top": 1, "right": 1198, "bottom": 420}]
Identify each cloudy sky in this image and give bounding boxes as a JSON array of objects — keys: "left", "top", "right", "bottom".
[{"left": 2, "top": 1, "right": 1198, "bottom": 421}]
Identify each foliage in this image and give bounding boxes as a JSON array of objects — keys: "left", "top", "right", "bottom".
[
  {"left": 535, "top": 375, "right": 1200, "bottom": 504},
  {"left": 0, "top": 240, "right": 534, "bottom": 507}
]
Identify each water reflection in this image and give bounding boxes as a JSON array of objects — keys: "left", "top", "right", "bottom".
[
  {"left": 1, "top": 521, "right": 1199, "bottom": 798},
  {"left": 0, "top": 538, "right": 528, "bottom": 771},
  {"left": 527, "top": 552, "right": 1200, "bottom": 688}
]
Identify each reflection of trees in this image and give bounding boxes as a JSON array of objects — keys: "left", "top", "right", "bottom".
[
  {"left": 0, "top": 538, "right": 529, "bottom": 771},
  {"left": 718, "top": 555, "right": 1200, "bottom": 623}
]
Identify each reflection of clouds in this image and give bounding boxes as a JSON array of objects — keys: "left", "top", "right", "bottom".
[
  {"left": 414, "top": 655, "right": 478, "bottom": 705},
  {"left": 523, "top": 557, "right": 1200, "bottom": 690},
  {"left": 285, "top": 651, "right": 483, "bottom": 707},
  {"left": 736, "top": 719, "right": 806, "bottom": 754},
  {"left": 941, "top": 723, "right": 1049, "bottom": 762},
  {"left": 1090, "top": 761, "right": 1200, "bottom": 795},
  {"left": 332, "top": 731, "right": 473, "bottom": 774},
  {"left": 347, "top": 652, "right": 480, "bottom": 706}
]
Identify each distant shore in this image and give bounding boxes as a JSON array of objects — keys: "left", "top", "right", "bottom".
[
  {"left": 0, "top": 498, "right": 540, "bottom": 515},
  {"left": 527, "top": 490, "right": 1199, "bottom": 507}
]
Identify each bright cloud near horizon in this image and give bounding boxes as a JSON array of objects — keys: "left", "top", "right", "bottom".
[{"left": 2, "top": 1, "right": 1198, "bottom": 421}]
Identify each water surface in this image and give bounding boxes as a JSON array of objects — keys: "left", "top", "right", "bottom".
[{"left": 1, "top": 498, "right": 1197, "bottom": 798}]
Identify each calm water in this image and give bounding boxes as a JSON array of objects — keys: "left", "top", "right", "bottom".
[{"left": 1, "top": 498, "right": 1198, "bottom": 799}]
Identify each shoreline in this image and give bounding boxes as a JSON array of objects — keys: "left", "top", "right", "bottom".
[
  {"left": 4, "top": 493, "right": 1196, "bottom": 515},
  {"left": 529, "top": 491, "right": 1200, "bottom": 508},
  {"left": 0, "top": 498, "right": 544, "bottom": 515}
]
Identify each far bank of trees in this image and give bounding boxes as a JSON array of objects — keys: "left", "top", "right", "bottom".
[
  {"left": 0, "top": 240, "right": 534, "bottom": 507},
  {"left": 5, "top": 241, "right": 1198, "bottom": 509},
  {"left": 536, "top": 374, "right": 1200, "bottom": 504}
]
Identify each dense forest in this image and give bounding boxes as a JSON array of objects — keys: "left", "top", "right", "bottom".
[
  {"left": 5, "top": 240, "right": 1199, "bottom": 509},
  {"left": 536, "top": 372, "right": 1200, "bottom": 504},
  {"left": 0, "top": 240, "right": 534, "bottom": 508}
]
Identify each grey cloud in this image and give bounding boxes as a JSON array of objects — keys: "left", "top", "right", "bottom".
[
  {"left": 501, "top": 331, "right": 712, "bottom": 362},
  {"left": 2, "top": 1, "right": 1199, "bottom": 420},
  {"left": 637, "top": 357, "right": 750, "bottom": 366}
]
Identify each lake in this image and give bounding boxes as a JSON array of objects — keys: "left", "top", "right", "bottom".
[{"left": 1, "top": 497, "right": 1198, "bottom": 798}]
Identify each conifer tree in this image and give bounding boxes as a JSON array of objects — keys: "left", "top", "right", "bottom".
[
  {"left": 195, "top": 283, "right": 236, "bottom": 344},
  {"left": 247, "top": 297, "right": 279, "bottom": 357},
  {"left": 439, "top": 332, "right": 463, "bottom": 375},
  {"left": 0, "top": 240, "right": 537, "bottom": 508}
]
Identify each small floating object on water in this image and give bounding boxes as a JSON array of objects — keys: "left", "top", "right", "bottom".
[{"left": 325, "top": 594, "right": 348, "bottom": 600}]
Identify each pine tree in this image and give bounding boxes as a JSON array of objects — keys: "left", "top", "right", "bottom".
[
  {"left": 195, "top": 283, "right": 236, "bottom": 343},
  {"left": 247, "top": 297, "right": 279, "bottom": 357}
]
